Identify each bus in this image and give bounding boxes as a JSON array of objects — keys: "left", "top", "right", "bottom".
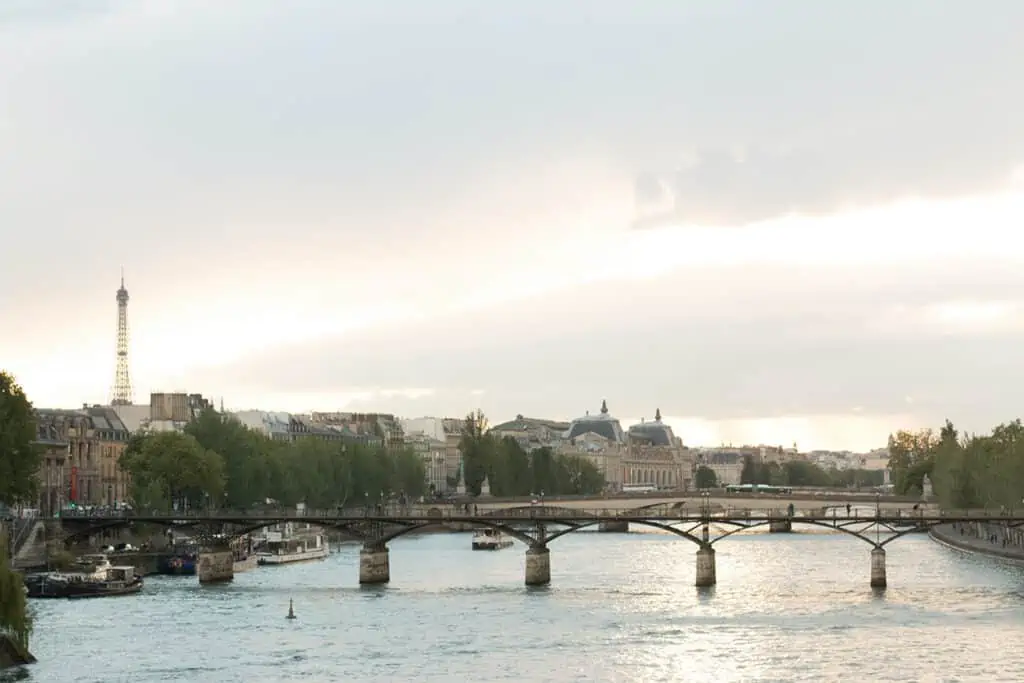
[{"left": 725, "top": 484, "right": 792, "bottom": 495}]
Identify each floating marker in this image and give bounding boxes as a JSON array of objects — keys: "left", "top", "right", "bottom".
[{"left": 287, "top": 598, "right": 296, "bottom": 619}]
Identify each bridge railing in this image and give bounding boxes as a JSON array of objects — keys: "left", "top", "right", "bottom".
[{"left": 56, "top": 506, "right": 1020, "bottom": 524}]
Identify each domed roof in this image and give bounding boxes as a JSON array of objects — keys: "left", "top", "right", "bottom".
[
  {"left": 628, "top": 408, "right": 676, "bottom": 446},
  {"left": 564, "top": 399, "right": 625, "bottom": 443}
]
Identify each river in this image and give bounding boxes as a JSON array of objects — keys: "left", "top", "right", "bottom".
[{"left": 13, "top": 528, "right": 1024, "bottom": 682}]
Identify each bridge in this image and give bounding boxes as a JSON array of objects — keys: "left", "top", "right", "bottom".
[{"left": 57, "top": 504, "right": 1021, "bottom": 589}]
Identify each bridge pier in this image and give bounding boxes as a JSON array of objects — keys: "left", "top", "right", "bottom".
[
  {"left": 769, "top": 519, "right": 792, "bottom": 533},
  {"left": 695, "top": 545, "right": 716, "bottom": 587},
  {"left": 359, "top": 543, "right": 390, "bottom": 585},
  {"left": 525, "top": 545, "right": 551, "bottom": 586},
  {"left": 598, "top": 520, "right": 629, "bottom": 533},
  {"left": 198, "top": 549, "right": 234, "bottom": 584},
  {"left": 870, "top": 547, "right": 886, "bottom": 588}
]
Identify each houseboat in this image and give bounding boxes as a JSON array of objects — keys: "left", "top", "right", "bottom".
[
  {"left": 472, "top": 528, "right": 514, "bottom": 551},
  {"left": 24, "top": 554, "right": 143, "bottom": 599},
  {"left": 255, "top": 525, "right": 328, "bottom": 566}
]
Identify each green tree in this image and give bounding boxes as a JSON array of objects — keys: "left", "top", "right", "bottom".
[
  {"left": 0, "top": 530, "right": 32, "bottom": 652},
  {"left": 121, "top": 431, "right": 225, "bottom": 511},
  {"left": 740, "top": 455, "right": 758, "bottom": 485},
  {"left": 694, "top": 466, "right": 718, "bottom": 489},
  {"left": 530, "top": 446, "right": 559, "bottom": 495},
  {"left": 558, "top": 454, "right": 606, "bottom": 494},
  {"left": 0, "top": 372, "right": 41, "bottom": 507},
  {"left": 887, "top": 429, "right": 937, "bottom": 494},
  {"left": 186, "top": 409, "right": 275, "bottom": 508},
  {"left": 490, "top": 437, "right": 532, "bottom": 496},
  {"left": 459, "top": 410, "right": 495, "bottom": 496},
  {"left": 391, "top": 447, "right": 428, "bottom": 499}
]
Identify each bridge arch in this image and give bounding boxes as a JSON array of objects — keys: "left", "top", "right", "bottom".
[
  {"left": 228, "top": 519, "right": 372, "bottom": 541},
  {"left": 377, "top": 520, "right": 539, "bottom": 547},
  {"left": 704, "top": 518, "right": 932, "bottom": 548},
  {"left": 543, "top": 519, "right": 705, "bottom": 547}
]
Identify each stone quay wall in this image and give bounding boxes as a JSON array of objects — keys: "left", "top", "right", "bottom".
[{"left": 930, "top": 521, "right": 1024, "bottom": 562}]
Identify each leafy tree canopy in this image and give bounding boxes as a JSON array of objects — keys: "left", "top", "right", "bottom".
[{"left": 0, "top": 371, "right": 40, "bottom": 507}]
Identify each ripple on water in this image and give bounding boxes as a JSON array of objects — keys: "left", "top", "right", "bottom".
[{"left": 21, "top": 532, "right": 1024, "bottom": 683}]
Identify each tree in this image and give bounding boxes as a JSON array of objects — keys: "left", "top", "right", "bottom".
[
  {"left": 459, "top": 410, "right": 496, "bottom": 496},
  {"left": 899, "top": 417, "right": 1024, "bottom": 511},
  {"left": 740, "top": 455, "right": 758, "bottom": 485},
  {"left": 694, "top": 466, "right": 718, "bottom": 489},
  {"left": 887, "top": 429, "right": 937, "bottom": 495},
  {"left": 0, "top": 530, "right": 32, "bottom": 652},
  {"left": 0, "top": 372, "right": 40, "bottom": 507},
  {"left": 121, "top": 431, "right": 225, "bottom": 511},
  {"left": 186, "top": 409, "right": 275, "bottom": 508}
]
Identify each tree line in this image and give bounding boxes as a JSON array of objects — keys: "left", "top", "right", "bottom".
[
  {"left": 739, "top": 456, "right": 886, "bottom": 489},
  {"left": 459, "top": 411, "right": 606, "bottom": 496},
  {"left": 122, "top": 409, "right": 429, "bottom": 511},
  {"left": 888, "top": 419, "right": 1024, "bottom": 509}
]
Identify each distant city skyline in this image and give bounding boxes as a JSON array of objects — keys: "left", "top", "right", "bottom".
[{"left": 4, "top": 2, "right": 1024, "bottom": 452}]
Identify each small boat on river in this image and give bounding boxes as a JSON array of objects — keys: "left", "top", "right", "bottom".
[
  {"left": 24, "top": 554, "right": 143, "bottom": 599},
  {"left": 472, "top": 528, "right": 514, "bottom": 551}
]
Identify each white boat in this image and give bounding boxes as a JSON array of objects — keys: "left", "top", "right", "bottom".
[
  {"left": 256, "top": 532, "right": 329, "bottom": 565},
  {"left": 472, "top": 528, "right": 513, "bottom": 551}
]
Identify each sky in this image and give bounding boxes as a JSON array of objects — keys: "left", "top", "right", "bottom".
[{"left": 3, "top": 0, "right": 1024, "bottom": 451}]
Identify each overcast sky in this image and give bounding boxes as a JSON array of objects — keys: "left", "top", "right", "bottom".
[{"left": 3, "top": 1, "right": 1024, "bottom": 450}]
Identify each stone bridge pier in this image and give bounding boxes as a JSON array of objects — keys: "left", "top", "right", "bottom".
[
  {"left": 359, "top": 542, "right": 390, "bottom": 585},
  {"left": 525, "top": 545, "right": 551, "bottom": 586},
  {"left": 198, "top": 542, "right": 235, "bottom": 584},
  {"left": 695, "top": 545, "right": 716, "bottom": 587},
  {"left": 870, "top": 547, "right": 886, "bottom": 588}
]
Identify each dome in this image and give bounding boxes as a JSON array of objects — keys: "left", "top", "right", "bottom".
[
  {"left": 564, "top": 399, "right": 625, "bottom": 444},
  {"left": 628, "top": 408, "right": 676, "bottom": 446}
]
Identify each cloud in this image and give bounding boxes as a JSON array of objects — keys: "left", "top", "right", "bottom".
[
  {"left": 196, "top": 258, "right": 1024, "bottom": 432},
  {"left": 3, "top": 1, "right": 1024, "bottom": 451}
]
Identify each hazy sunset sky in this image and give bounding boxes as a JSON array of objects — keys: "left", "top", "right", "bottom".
[{"left": 3, "top": 1, "right": 1024, "bottom": 451}]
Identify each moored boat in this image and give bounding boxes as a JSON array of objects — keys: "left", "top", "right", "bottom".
[
  {"left": 256, "top": 532, "right": 328, "bottom": 566},
  {"left": 472, "top": 528, "right": 514, "bottom": 551},
  {"left": 24, "top": 554, "right": 143, "bottom": 599},
  {"left": 157, "top": 550, "right": 198, "bottom": 576}
]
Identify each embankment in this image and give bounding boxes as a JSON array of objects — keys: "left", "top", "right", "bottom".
[
  {"left": 930, "top": 521, "right": 1024, "bottom": 563},
  {"left": 0, "top": 634, "right": 36, "bottom": 670}
]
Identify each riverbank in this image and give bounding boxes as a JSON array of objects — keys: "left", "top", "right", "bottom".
[
  {"left": 930, "top": 521, "right": 1024, "bottom": 563},
  {"left": 0, "top": 634, "right": 35, "bottom": 670}
]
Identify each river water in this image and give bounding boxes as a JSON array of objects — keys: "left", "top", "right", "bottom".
[{"left": 14, "top": 528, "right": 1024, "bottom": 683}]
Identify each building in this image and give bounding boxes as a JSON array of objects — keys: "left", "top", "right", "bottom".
[
  {"left": 490, "top": 415, "right": 570, "bottom": 452},
  {"left": 693, "top": 448, "right": 744, "bottom": 486},
  {"left": 35, "top": 407, "right": 131, "bottom": 509},
  {"left": 33, "top": 413, "right": 69, "bottom": 517},
  {"left": 440, "top": 418, "right": 463, "bottom": 484},
  {"left": 406, "top": 433, "right": 449, "bottom": 493},
  {"left": 310, "top": 412, "right": 403, "bottom": 447},
  {"left": 557, "top": 400, "right": 626, "bottom": 490},
  {"left": 232, "top": 410, "right": 293, "bottom": 441},
  {"left": 112, "top": 392, "right": 213, "bottom": 433},
  {"left": 625, "top": 409, "right": 693, "bottom": 490}
]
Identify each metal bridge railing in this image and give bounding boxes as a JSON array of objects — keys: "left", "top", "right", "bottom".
[{"left": 56, "top": 505, "right": 1018, "bottom": 524}]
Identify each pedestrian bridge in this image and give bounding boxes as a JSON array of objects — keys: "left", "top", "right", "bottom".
[{"left": 57, "top": 505, "right": 1021, "bottom": 589}]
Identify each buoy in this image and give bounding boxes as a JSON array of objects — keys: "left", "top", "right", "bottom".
[{"left": 286, "top": 599, "right": 296, "bottom": 620}]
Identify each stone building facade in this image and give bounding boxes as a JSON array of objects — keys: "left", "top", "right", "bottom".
[
  {"left": 624, "top": 409, "right": 694, "bottom": 491},
  {"left": 35, "top": 407, "right": 131, "bottom": 510},
  {"left": 557, "top": 400, "right": 627, "bottom": 490}
]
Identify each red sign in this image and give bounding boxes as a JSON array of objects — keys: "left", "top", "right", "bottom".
[{"left": 70, "top": 466, "right": 78, "bottom": 502}]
